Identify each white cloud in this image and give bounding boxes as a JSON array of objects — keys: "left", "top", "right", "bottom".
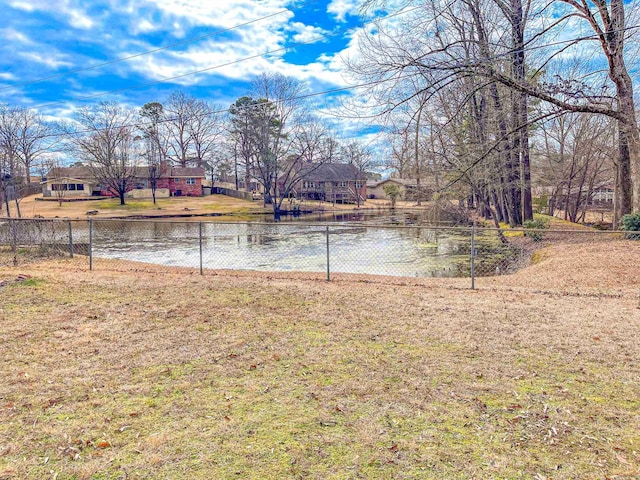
[
  {"left": 123, "top": 29, "right": 350, "bottom": 90},
  {"left": 327, "top": 0, "right": 360, "bottom": 22},
  {"left": 1, "top": 28, "right": 34, "bottom": 45},
  {"left": 288, "top": 22, "right": 329, "bottom": 44},
  {"left": 140, "top": 0, "right": 293, "bottom": 30},
  {"left": 3, "top": 0, "right": 388, "bottom": 140},
  {"left": 130, "top": 18, "right": 157, "bottom": 34},
  {"left": 7, "top": 1, "right": 36, "bottom": 11},
  {"left": 9, "top": 0, "right": 94, "bottom": 29},
  {"left": 67, "top": 8, "right": 94, "bottom": 29},
  {"left": 19, "top": 52, "right": 73, "bottom": 69}
]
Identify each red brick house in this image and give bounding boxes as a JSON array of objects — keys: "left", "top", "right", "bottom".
[
  {"left": 43, "top": 164, "right": 205, "bottom": 198},
  {"left": 147, "top": 163, "right": 205, "bottom": 197}
]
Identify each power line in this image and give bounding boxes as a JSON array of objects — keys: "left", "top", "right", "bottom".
[
  {"left": 8, "top": 4, "right": 635, "bottom": 135},
  {"left": 39, "top": 72, "right": 426, "bottom": 140},
  {"left": 31, "top": 20, "right": 637, "bottom": 136},
  {"left": 0, "top": 3, "right": 315, "bottom": 92},
  {"left": 30, "top": 5, "right": 423, "bottom": 110},
  {"left": 32, "top": 12, "right": 637, "bottom": 112}
]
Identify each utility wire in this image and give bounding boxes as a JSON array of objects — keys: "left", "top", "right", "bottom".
[
  {"left": 31, "top": 5, "right": 423, "bottom": 110},
  {"left": 0, "top": 2, "right": 316, "bottom": 92},
  {"left": 32, "top": 17, "right": 638, "bottom": 111},
  {"left": 40, "top": 71, "right": 426, "bottom": 140},
  {"left": 32, "top": 18, "right": 635, "bottom": 137}
]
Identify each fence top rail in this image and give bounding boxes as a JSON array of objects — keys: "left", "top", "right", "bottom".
[
  {"left": 0, "top": 216, "right": 635, "bottom": 236},
  {"left": 86, "top": 219, "right": 473, "bottom": 230}
]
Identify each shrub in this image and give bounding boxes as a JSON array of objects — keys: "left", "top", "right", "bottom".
[
  {"left": 532, "top": 195, "right": 548, "bottom": 214},
  {"left": 621, "top": 213, "right": 640, "bottom": 239},
  {"left": 523, "top": 217, "right": 549, "bottom": 242},
  {"left": 383, "top": 184, "right": 401, "bottom": 208}
]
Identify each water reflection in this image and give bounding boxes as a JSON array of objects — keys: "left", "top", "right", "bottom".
[{"left": 88, "top": 220, "right": 519, "bottom": 278}]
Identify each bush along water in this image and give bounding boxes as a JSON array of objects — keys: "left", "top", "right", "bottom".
[
  {"left": 621, "top": 213, "right": 640, "bottom": 239},
  {"left": 523, "top": 217, "right": 550, "bottom": 242}
]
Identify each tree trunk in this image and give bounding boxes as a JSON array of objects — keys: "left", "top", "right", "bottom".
[
  {"left": 414, "top": 100, "right": 425, "bottom": 206},
  {"left": 2, "top": 187, "right": 10, "bottom": 218},
  {"left": 13, "top": 196, "right": 21, "bottom": 218},
  {"left": 509, "top": 0, "right": 532, "bottom": 222}
]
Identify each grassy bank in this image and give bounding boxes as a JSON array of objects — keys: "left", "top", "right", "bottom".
[
  {"left": 14, "top": 194, "right": 271, "bottom": 220},
  {"left": 12, "top": 194, "right": 414, "bottom": 221},
  {"left": 0, "top": 244, "right": 639, "bottom": 479}
]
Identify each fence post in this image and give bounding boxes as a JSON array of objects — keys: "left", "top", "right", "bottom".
[
  {"left": 89, "top": 219, "right": 93, "bottom": 271},
  {"left": 10, "top": 218, "right": 17, "bottom": 253},
  {"left": 326, "top": 225, "right": 330, "bottom": 281},
  {"left": 68, "top": 220, "right": 74, "bottom": 258},
  {"left": 199, "top": 222, "right": 203, "bottom": 275},
  {"left": 470, "top": 222, "right": 476, "bottom": 290}
]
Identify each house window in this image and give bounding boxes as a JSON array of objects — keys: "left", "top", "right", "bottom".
[
  {"left": 355, "top": 181, "right": 363, "bottom": 188},
  {"left": 186, "top": 178, "right": 196, "bottom": 185},
  {"left": 77, "top": 184, "right": 84, "bottom": 190},
  {"left": 52, "top": 184, "right": 67, "bottom": 191},
  {"left": 68, "top": 184, "right": 76, "bottom": 191}
]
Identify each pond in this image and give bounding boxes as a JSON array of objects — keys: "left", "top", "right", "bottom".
[{"left": 86, "top": 218, "right": 524, "bottom": 278}]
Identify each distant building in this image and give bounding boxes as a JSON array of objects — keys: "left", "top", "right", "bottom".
[
  {"left": 41, "top": 163, "right": 206, "bottom": 198},
  {"left": 366, "top": 178, "right": 435, "bottom": 201},
  {"left": 290, "top": 163, "right": 367, "bottom": 204}
]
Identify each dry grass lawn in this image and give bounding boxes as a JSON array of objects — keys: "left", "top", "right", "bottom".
[
  {"left": 0, "top": 240, "right": 639, "bottom": 479},
  {"left": 12, "top": 195, "right": 399, "bottom": 221},
  {"left": 14, "top": 194, "right": 270, "bottom": 221}
]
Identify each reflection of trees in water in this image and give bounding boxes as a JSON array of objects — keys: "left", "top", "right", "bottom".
[
  {"left": 243, "top": 234, "right": 270, "bottom": 245},
  {"left": 86, "top": 219, "right": 524, "bottom": 278}
]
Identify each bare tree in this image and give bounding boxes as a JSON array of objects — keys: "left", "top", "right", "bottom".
[
  {"left": 13, "top": 108, "right": 60, "bottom": 184},
  {"left": 351, "top": 0, "right": 640, "bottom": 225},
  {"left": 140, "top": 102, "right": 167, "bottom": 204},
  {"left": 42, "top": 156, "right": 68, "bottom": 207},
  {"left": 341, "top": 139, "right": 373, "bottom": 207},
  {"left": 534, "top": 113, "right": 615, "bottom": 222},
  {"left": 294, "top": 117, "right": 330, "bottom": 164},
  {"left": 70, "top": 102, "right": 139, "bottom": 205},
  {"left": 163, "top": 91, "right": 195, "bottom": 167},
  {"left": 0, "top": 105, "right": 21, "bottom": 180},
  {"left": 0, "top": 105, "right": 23, "bottom": 217},
  {"left": 388, "top": 129, "right": 412, "bottom": 178},
  {"left": 247, "top": 73, "right": 308, "bottom": 216},
  {"left": 0, "top": 151, "right": 11, "bottom": 216},
  {"left": 189, "top": 99, "right": 224, "bottom": 173}
]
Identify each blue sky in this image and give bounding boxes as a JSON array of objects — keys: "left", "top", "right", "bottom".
[{"left": 0, "top": 0, "right": 377, "bottom": 132}]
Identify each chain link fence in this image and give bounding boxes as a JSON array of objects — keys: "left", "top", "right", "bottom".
[{"left": 0, "top": 217, "right": 631, "bottom": 287}]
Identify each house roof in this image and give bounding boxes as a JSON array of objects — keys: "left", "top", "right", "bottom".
[
  {"left": 47, "top": 167, "right": 92, "bottom": 180},
  {"left": 300, "top": 163, "right": 366, "bottom": 182},
  {"left": 170, "top": 167, "right": 205, "bottom": 178},
  {"left": 367, "top": 178, "right": 431, "bottom": 188},
  {"left": 41, "top": 176, "right": 92, "bottom": 185},
  {"left": 46, "top": 165, "right": 205, "bottom": 180}
]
